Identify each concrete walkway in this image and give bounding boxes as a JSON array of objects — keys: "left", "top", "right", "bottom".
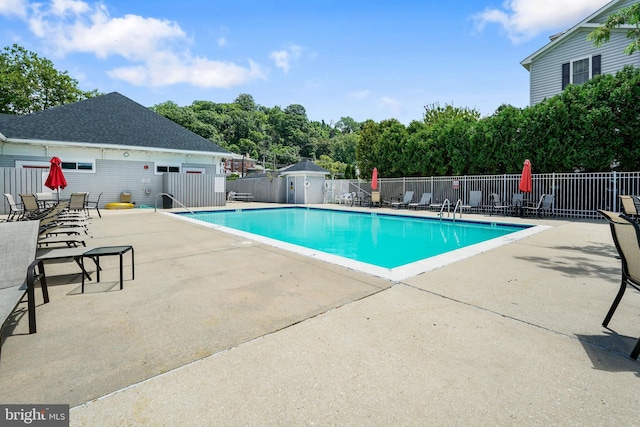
[{"left": 1, "top": 205, "right": 638, "bottom": 425}]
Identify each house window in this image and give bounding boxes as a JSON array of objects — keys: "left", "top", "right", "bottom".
[
  {"left": 156, "top": 165, "right": 181, "bottom": 173},
  {"left": 15, "top": 160, "right": 95, "bottom": 173},
  {"left": 61, "top": 161, "right": 95, "bottom": 172},
  {"left": 562, "top": 55, "right": 601, "bottom": 89},
  {"left": 572, "top": 58, "right": 590, "bottom": 85}
]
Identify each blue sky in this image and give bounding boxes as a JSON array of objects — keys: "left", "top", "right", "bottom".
[{"left": 0, "top": 0, "right": 612, "bottom": 124}]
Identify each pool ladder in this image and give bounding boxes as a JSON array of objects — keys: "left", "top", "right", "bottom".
[
  {"left": 453, "top": 199, "right": 463, "bottom": 220},
  {"left": 438, "top": 199, "right": 463, "bottom": 221},
  {"left": 438, "top": 199, "right": 451, "bottom": 219}
]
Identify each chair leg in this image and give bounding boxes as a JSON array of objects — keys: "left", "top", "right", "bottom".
[
  {"left": 602, "top": 277, "right": 627, "bottom": 327},
  {"left": 630, "top": 339, "right": 640, "bottom": 360}
]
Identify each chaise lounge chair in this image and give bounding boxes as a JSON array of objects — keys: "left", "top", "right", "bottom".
[
  {"left": 19, "top": 194, "right": 46, "bottom": 219},
  {"left": 0, "top": 221, "right": 49, "bottom": 351},
  {"left": 460, "top": 191, "right": 483, "bottom": 215},
  {"left": 408, "top": 193, "right": 432, "bottom": 210},
  {"left": 391, "top": 191, "right": 414, "bottom": 209},
  {"left": 597, "top": 210, "right": 640, "bottom": 359}
]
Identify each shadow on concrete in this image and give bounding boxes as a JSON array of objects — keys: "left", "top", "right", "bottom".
[
  {"left": 576, "top": 330, "right": 640, "bottom": 376},
  {"left": 515, "top": 242, "right": 619, "bottom": 280}
]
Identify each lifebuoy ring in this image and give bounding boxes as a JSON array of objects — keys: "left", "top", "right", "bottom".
[
  {"left": 105, "top": 202, "right": 135, "bottom": 210},
  {"left": 304, "top": 180, "right": 311, "bottom": 188}
]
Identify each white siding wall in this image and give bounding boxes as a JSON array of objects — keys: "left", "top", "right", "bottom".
[{"left": 530, "top": 29, "right": 639, "bottom": 105}]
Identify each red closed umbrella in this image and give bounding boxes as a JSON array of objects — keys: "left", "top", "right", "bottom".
[
  {"left": 519, "top": 159, "right": 532, "bottom": 193},
  {"left": 371, "top": 167, "right": 378, "bottom": 190},
  {"left": 45, "top": 156, "right": 68, "bottom": 200}
]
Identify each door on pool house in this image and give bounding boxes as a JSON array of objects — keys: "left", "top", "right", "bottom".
[{"left": 287, "top": 179, "right": 296, "bottom": 204}]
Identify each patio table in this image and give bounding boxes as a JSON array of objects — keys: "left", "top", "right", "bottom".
[{"left": 81, "top": 245, "right": 134, "bottom": 293}]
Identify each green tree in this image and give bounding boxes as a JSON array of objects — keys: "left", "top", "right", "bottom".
[
  {"left": 589, "top": 3, "right": 640, "bottom": 54},
  {"left": 0, "top": 44, "right": 99, "bottom": 115},
  {"left": 335, "top": 116, "right": 360, "bottom": 134},
  {"left": 356, "top": 120, "right": 380, "bottom": 179}
]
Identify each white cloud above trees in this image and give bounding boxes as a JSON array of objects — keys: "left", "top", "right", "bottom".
[
  {"left": 474, "top": 0, "right": 610, "bottom": 43},
  {"left": 5, "top": 0, "right": 265, "bottom": 88}
]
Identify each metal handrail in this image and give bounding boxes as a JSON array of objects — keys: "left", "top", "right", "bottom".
[
  {"left": 154, "top": 193, "right": 194, "bottom": 214},
  {"left": 438, "top": 199, "right": 451, "bottom": 219},
  {"left": 452, "top": 199, "right": 462, "bottom": 220}
]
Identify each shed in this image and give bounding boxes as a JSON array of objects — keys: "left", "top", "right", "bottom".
[{"left": 280, "top": 160, "right": 330, "bottom": 204}]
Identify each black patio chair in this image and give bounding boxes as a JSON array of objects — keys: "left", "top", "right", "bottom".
[{"left": 598, "top": 210, "right": 640, "bottom": 359}]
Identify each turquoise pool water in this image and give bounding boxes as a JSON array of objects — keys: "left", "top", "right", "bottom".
[{"left": 181, "top": 208, "right": 529, "bottom": 269}]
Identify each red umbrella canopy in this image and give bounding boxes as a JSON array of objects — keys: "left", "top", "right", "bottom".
[
  {"left": 45, "top": 157, "right": 68, "bottom": 191},
  {"left": 519, "top": 159, "right": 532, "bottom": 193},
  {"left": 371, "top": 167, "right": 378, "bottom": 190}
]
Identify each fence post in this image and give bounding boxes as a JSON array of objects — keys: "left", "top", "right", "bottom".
[
  {"left": 613, "top": 170, "right": 618, "bottom": 212},
  {"left": 503, "top": 174, "right": 507, "bottom": 201}
]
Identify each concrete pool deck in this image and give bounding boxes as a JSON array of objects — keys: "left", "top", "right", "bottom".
[{"left": 1, "top": 204, "right": 639, "bottom": 425}]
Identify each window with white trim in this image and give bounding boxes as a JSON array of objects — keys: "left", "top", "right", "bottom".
[
  {"left": 15, "top": 159, "right": 95, "bottom": 173},
  {"left": 562, "top": 55, "right": 601, "bottom": 89}
]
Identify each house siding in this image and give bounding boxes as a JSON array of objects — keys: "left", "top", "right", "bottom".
[
  {"left": 0, "top": 146, "right": 224, "bottom": 212},
  {"left": 593, "top": 0, "right": 637, "bottom": 21},
  {"left": 530, "top": 29, "right": 640, "bottom": 105}
]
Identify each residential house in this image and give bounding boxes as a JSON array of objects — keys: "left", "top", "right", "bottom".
[
  {"left": 0, "top": 92, "right": 236, "bottom": 213},
  {"left": 521, "top": 0, "right": 640, "bottom": 106},
  {"left": 224, "top": 156, "right": 257, "bottom": 177}
]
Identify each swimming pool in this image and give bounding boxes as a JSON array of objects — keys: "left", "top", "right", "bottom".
[{"left": 173, "top": 207, "right": 548, "bottom": 281}]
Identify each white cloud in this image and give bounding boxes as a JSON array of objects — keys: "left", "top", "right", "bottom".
[
  {"left": 269, "top": 44, "right": 304, "bottom": 74},
  {"left": 0, "top": 0, "right": 29, "bottom": 18},
  {"left": 474, "top": 0, "right": 610, "bottom": 43},
  {"left": 107, "top": 57, "right": 263, "bottom": 88},
  {"left": 15, "top": 0, "right": 265, "bottom": 88},
  {"left": 217, "top": 37, "right": 227, "bottom": 47},
  {"left": 348, "top": 90, "right": 371, "bottom": 100},
  {"left": 269, "top": 50, "right": 291, "bottom": 73},
  {"left": 378, "top": 96, "right": 403, "bottom": 117}
]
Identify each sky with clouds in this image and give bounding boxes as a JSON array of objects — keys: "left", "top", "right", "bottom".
[{"left": 0, "top": 0, "right": 612, "bottom": 124}]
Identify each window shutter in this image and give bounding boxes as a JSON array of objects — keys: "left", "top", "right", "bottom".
[
  {"left": 592, "top": 54, "right": 601, "bottom": 76},
  {"left": 562, "top": 63, "right": 570, "bottom": 89}
]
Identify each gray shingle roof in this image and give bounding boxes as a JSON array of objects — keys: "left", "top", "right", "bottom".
[
  {"left": 0, "top": 92, "right": 230, "bottom": 154},
  {"left": 280, "top": 159, "right": 330, "bottom": 174}
]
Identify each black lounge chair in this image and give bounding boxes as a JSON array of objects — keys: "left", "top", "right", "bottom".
[{"left": 598, "top": 210, "right": 640, "bottom": 359}]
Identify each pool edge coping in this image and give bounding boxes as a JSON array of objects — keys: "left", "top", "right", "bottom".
[{"left": 164, "top": 209, "right": 551, "bottom": 282}]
